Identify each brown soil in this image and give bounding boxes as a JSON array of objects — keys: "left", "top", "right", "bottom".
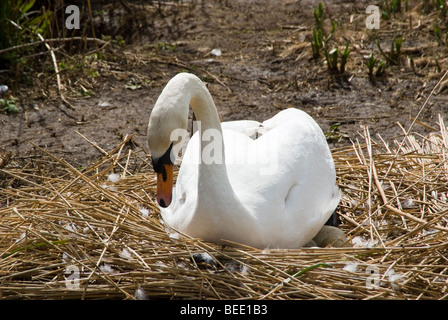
[{"left": 1, "top": 0, "right": 447, "bottom": 167}]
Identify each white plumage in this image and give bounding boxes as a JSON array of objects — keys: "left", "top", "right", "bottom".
[{"left": 147, "top": 73, "right": 340, "bottom": 249}]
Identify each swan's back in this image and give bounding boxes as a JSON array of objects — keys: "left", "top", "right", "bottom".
[
  {"left": 224, "top": 108, "right": 339, "bottom": 247},
  {"left": 162, "top": 108, "right": 340, "bottom": 248}
]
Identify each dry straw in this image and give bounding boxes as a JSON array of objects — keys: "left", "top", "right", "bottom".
[{"left": 1, "top": 117, "right": 448, "bottom": 300}]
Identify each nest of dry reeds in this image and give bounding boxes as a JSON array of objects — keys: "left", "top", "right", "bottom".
[{"left": 1, "top": 116, "right": 448, "bottom": 300}]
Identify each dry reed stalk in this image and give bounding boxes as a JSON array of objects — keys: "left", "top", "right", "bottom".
[{"left": 1, "top": 120, "right": 448, "bottom": 300}]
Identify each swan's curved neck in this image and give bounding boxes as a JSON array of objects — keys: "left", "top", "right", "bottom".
[
  {"left": 154, "top": 74, "right": 231, "bottom": 193},
  {"left": 189, "top": 83, "right": 222, "bottom": 134},
  {"left": 182, "top": 76, "right": 228, "bottom": 184},
  {"left": 148, "top": 73, "right": 222, "bottom": 159},
  {"left": 165, "top": 73, "right": 225, "bottom": 163},
  {"left": 166, "top": 74, "right": 249, "bottom": 211}
]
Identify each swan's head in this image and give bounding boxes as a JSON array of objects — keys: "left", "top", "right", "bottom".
[
  {"left": 149, "top": 141, "right": 174, "bottom": 208},
  {"left": 147, "top": 76, "right": 190, "bottom": 208}
]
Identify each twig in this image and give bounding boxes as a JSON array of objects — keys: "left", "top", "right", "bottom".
[
  {"left": 150, "top": 56, "right": 232, "bottom": 93},
  {"left": 405, "top": 69, "right": 448, "bottom": 136},
  {"left": 369, "top": 140, "right": 448, "bottom": 233},
  {"left": 0, "top": 37, "right": 109, "bottom": 55},
  {"left": 86, "top": 0, "right": 98, "bottom": 51},
  {"left": 36, "top": 33, "right": 62, "bottom": 94},
  {"left": 364, "top": 126, "right": 386, "bottom": 247},
  {"left": 75, "top": 131, "right": 133, "bottom": 176},
  {"left": 6, "top": 19, "right": 77, "bottom": 110},
  {"left": 385, "top": 70, "right": 448, "bottom": 179},
  {"left": 2, "top": 118, "right": 448, "bottom": 299},
  {"left": 202, "top": 69, "right": 232, "bottom": 93}
]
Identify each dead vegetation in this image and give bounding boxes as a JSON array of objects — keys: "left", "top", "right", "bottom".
[{"left": 1, "top": 105, "right": 448, "bottom": 299}]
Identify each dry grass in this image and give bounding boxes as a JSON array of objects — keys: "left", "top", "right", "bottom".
[{"left": 1, "top": 117, "right": 448, "bottom": 300}]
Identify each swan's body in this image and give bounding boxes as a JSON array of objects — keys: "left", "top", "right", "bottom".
[{"left": 147, "top": 73, "right": 340, "bottom": 249}]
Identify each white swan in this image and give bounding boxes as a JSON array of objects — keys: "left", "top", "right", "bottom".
[{"left": 147, "top": 73, "right": 340, "bottom": 249}]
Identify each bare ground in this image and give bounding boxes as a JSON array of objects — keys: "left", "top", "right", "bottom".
[{"left": 1, "top": 0, "right": 447, "bottom": 167}]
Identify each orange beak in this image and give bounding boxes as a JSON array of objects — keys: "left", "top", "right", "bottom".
[{"left": 156, "top": 163, "right": 173, "bottom": 208}]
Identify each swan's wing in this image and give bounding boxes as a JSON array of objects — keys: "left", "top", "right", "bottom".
[
  {"left": 171, "top": 120, "right": 261, "bottom": 165},
  {"left": 221, "top": 120, "right": 262, "bottom": 139},
  {"left": 224, "top": 108, "right": 340, "bottom": 247}
]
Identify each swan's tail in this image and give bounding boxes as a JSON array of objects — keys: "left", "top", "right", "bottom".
[{"left": 324, "top": 185, "right": 341, "bottom": 226}]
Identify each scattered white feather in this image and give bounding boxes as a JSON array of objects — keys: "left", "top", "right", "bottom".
[
  {"left": 101, "top": 183, "right": 117, "bottom": 191},
  {"left": 211, "top": 48, "right": 222, "bottom": 56},
  {"left": 198, "top": 252, "right": 215, "bottom": 265},
  {"left": 100, "top": 263, "right": 115, "bottom": 274},
  {"left": 361, "top": 219, "right": 385, "bottom": 227},
  {"left": 343, "top": 262, "right": 359, "bottom": 273},
  {"left": 400, "top": 198, "right": 415, "bottom": 209},
  {"left": 119, "top": 248, "right": 132, "bottom": 260},
  {"left": 224, "top": 263, "right": 249, "bottom": 275},
  {"left": 431, "top": 190, "right": 438, "bottom": 200},
  {"left": 261, "top": 248, "right": 270, "bottom": 255},
  {"left": 98, "top": 101, "right": 111, "bottom": 107},
  {"left": 431, "top": 190, "right": 447, "bottom": 203},
  {"left": 225, "top": 263, "right": 239, "bottom": 272},
  {"left": 134, "top": 287, "right": 149, "bottom": 300},
  {"left": 363, "top": 219, "right": 389, "bottom": 228},
  {"left": 0, "top": 85, "right": 9, "bottom": 94},
  {"left": 380, "top": 181, "right": 390, "bottom": 191},
  {"left": 352, "top": 236, "right": 378, "bottom": 248},
  {"left": 139, "top": 207, "right": 149, "bottom": 218},
  {"left": 169, "top": 232, "right": 180, "bottom": 240},
  {"left": 64, "top": 223, "right": 77, "bottom": 233},
  {"left": 15, "top": 232, "right": 26, "bottom": 243},
  {"left": 386, "top": 269, "right": 405, "bottom": 291},
  {"left": 240, "top": 264, "right": 250, "bottom": 275},
  {"left": 434, "top": 275, "right": 448, "bottom": 283},
  {"left": 107, "top": 173, "right": 120, "bottom": 183},
  {"left": 422, "top": 229, "right": 438, "bottom": 236}
]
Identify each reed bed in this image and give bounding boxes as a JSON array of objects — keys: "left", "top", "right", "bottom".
[{"left": 1, "top": 118, "right": 448, "bottom": 300}]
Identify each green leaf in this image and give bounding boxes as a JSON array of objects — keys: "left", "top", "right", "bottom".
[
  {"left": 2, "top": 239, "right": 72, "bottom": 258},
  {"left": 20, "top": 0, "right": 36, "bottom": 15},
  {"left": 340, "top": 41, "right": 350, "bottom": 73},
  {"left": 5, "top": 103, "right": 18, "bottom": 113}
]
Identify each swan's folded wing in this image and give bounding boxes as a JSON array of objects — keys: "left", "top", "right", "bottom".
[
  {"left": 224, "top": 108, "right": 340, "bottom": 247},
  {"left": 221, "top": 120, "right": 262, "bottom": 139}
]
